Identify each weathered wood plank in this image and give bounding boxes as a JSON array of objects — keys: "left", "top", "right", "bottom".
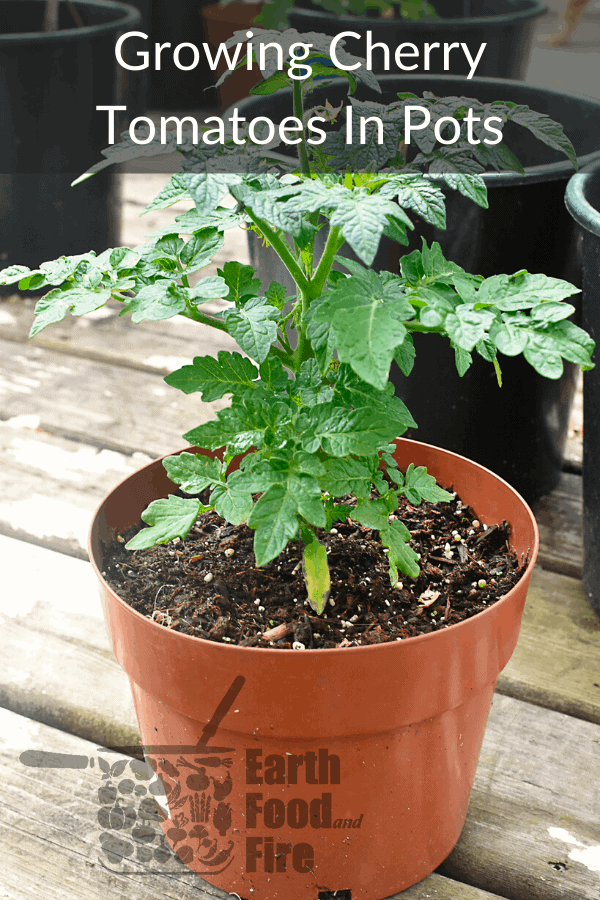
[
  {"left": 532, "top": 472, "right": 583, "bottom": 580},
  {"left": 1, "top": 536, "right": 140, "bottom": 747},
  {"left": 0, "top": 292, "right": 241, "bottom": 376},
  {"left": 0, "top": 706, "right": 507, "bottom": 900},
  {"left": 0, "top": 422, "right": 152, "bottom": 557},
  {"left": 497, "top": 566, "right": 600, "bottom": 726},
  {"left": 0, "top": 337, "right": 223, "bottom": 458},
  {"left": 440, "top": 693, "right": 600, "bottom": 900}
]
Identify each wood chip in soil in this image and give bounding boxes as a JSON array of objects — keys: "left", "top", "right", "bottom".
[{"left": 100, "top": 480, "right": 529, "bottom": 650}]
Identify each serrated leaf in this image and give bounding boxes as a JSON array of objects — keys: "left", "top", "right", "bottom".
[
  {"left": 211, "top": 482, "right": 253, "bottom": 525},
  {"left": 163, "top": 452, "right": 223, "bottom": 494},
  {"left": 29, "top": 285, "right": 111, "bottom": 337},
  {"left": 454, "top": 346, "right": 472, "bottom": 376},
  {"left": 122, "top": 282, "right": 186, "bottom": 323},
  {"left": 259, "top": 356, "right": 289, "bottom": 392},
  {"left": 190, "top": 276, "right": 228, "bottom": 303},
  {"left": 309, "top": 270, "right": 413, "bottom": 389},
  {"left": 164, "top": 351, "right": 258, "bottom": 400},
  {"left": 321, "top": 458, "right": 373, "bottom": 500},
  {"left": 299, "top": 403, "right": 400, "bottom": 457},
  {"left": 143, "top": 174, "right": 191, "bottom": 212},
  {"left": 380, "top": 521, "right": 420, "bottom": 582},
  {"left": 351, "top": 498, "right": 390, "bottom": 531},
  {"left": 218, "top": 261, "right": 261, "bottom": 306},
  {"left": 223, "top": 297, "right": 280, "bottom": 363},
  {"left": 248, "top": 483, "right": 300, "bottom": 566},
  {"left": 393, "top": 335, "right": 416, "bottom": 377},
  {"left": 380, "top": 176, "right": 446, "bottom": 230},
  {"left": 401, "top": 464, "right": 454, "bottom": 504},
  {"left": 180, "top": 228, "right": 224, "bottom": 273},
  {"left": 125, "top": 495, "right": 201, "bottom": 549}
]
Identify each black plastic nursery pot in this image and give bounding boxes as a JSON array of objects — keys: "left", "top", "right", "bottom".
[
  {"left": 287, "top": 0, "right": 546, "bottom": 79},
  {"left": 242, "top": 76, "right": 600, "bottom": 503},
  {"left": 0, "top": 0, "right": 140, "bottom": 282},
  {"left": 565, "top": 160, "right": 600, "bottom": 619}
]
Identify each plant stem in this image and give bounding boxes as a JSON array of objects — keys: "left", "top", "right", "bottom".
[
  {"left": 309, "top": 225, "right": 345, "bottom": 299},
  {"left": 246, "top": 209, "right": 310, "bottom": 294},
  {"left": 293, "top": 80, "right": 311, "bottom": 178}
]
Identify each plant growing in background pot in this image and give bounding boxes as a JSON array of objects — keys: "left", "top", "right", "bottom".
[
  {"left": 0, "top": 0, "right": 141, "bottom": 287},
  {"left": 1, "top": 34, "right": 594, "bottom": 899}
]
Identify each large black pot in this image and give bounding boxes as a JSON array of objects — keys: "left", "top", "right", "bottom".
[
  {"left": 0, "top": 0, "right": 140, "bottom": 283},
  {"left": 565, "top": 160, "right": 600, "bottom": 619},
  {"left": 242, "top": 76, "right": 600, "bottom": 503},
  {"left": 288, "top": 0, "right": 546, "bottom": 79}
]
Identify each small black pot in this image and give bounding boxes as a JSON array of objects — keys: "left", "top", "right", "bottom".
[
  {"left": 241, "top": 76, "right": 600, "bottom": 503},
  {"left": 0, "top": 0, "right": 140, "bottom": 283},
  {"left": 288, "top": 0, "right": 546, "bottom": 79},
  {"left": 565, "top": 160, "right": 600, "bottom": 619}
]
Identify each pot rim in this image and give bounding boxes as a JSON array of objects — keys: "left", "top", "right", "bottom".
[
  {"left": 288, "top": 0, "right": 546, "bottom": 27},
  {"left": 0, "top": 0, "right": 141, "bottom": 45},
  {"left": 565, "top": 158, "right": 600, "bottom": 238},
  {"left": 88, "top": 436, "right": 539, "bottom": 658}
]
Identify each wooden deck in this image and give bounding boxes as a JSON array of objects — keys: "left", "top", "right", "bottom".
[{"left": 1, "top": 173, "right": 599, "bottom": 900}]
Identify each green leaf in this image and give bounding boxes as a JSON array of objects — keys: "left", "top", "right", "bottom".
[
  {"left": 180, "top": 228, "right": 224, "bottom": 273},
  {"left": 142, "top": 173, "right": 192, "bottom": 212},
  {"left": 380, "top": 176, "right": 446, "bottom": 230},
  {"left": 248, "top": 483, "right": 300, "bottom": 566},
  {"left": 454, "top": 346, "right": 472, "bottom": 376},
  {"left": 190, "top": 276, "right": 229, "bottom": 303},
  {"left": 125, "top": 495, "right": 201, "bottom": 549},
  {"left": 309, "top": 269, "right": 414, "bottom": 390},
  {"left": 351, "top": 498, "right": 390, "bottom": 531},
  {"left": 163, "top": 452, "right": 223, "bottom": 494},
  {"left": 217, "top": 261, "right": 261, "bottom": 306},
  {"left": 250, "top": 70, "right": 289, "bottom": 95},
  {"left": 380, "top": 520, "right": 420, "bottom": 583},
  {"left": 164, "top": 351, "right": 258, "bottom": 400},
  {"left": 394, "top": 335, "right": 416, "bottom": 376},
  {"left": 185, "top": 392, "right": 293, "bottom": 454},
  {"left": 490, "top": 321, "right": 528, "bottom": 357},
  {"left": 444, "top": 306, "right": 496, "bottom": 352},
  {"left": 302, "top": 537, "right": 331, "bottom": 615},
  {"left": 122, "top": 282, "right": 186, "bottom": 323},
  {"left": 29, "top": 284, "right": 111, "bottom": 337},
  {"left": 223, "top": 297, "right": 280, "bottom": 363},
  {"left": 400, "top": 463, "right": 454, "bottom": 505},
  {"left": 321, "top": 457, "right": 373, "bottom": 500},
  {"left": 502, "top": 102, "right": 577, "bottom": 169},
  {"left": 259, "top": 356, "right": 290, "bottom": 392},
  {"left": 523, "top": 335, "right": 564, "bottom": 379},
  {"left": 0, "top": 264, "right": 34, "bottom": 286},
  {"left": 299, "top": 403, "right": 401, "bottom": 457},
  {"left": 211, "top": 482, "right": 253, "bottom": 525}
]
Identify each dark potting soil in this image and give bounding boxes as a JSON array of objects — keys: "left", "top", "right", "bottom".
[{"left": 101, "top": 482, "right": 529, "bottom": 650}]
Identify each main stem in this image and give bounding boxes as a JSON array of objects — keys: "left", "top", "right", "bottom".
[{"left": 294, "top": 80, "right": 311, "bottom": 178}]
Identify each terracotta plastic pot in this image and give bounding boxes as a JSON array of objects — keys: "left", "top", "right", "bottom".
[
  {"left": 89, "top": 438, "right": 539, "bottom": 898},
  {"left": 202, "top": 2, "right": 264, "bottom": 109},
  {"left": 565, "top": 160, "right": 600, "bottom": 620}
]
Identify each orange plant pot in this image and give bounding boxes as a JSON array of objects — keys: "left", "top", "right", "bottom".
[
  {"left": 89, "top": 438, "right": 539, "bottom": 899},
  {"left": 201, "top": 1, "right": 263, "bottom": 110}
]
